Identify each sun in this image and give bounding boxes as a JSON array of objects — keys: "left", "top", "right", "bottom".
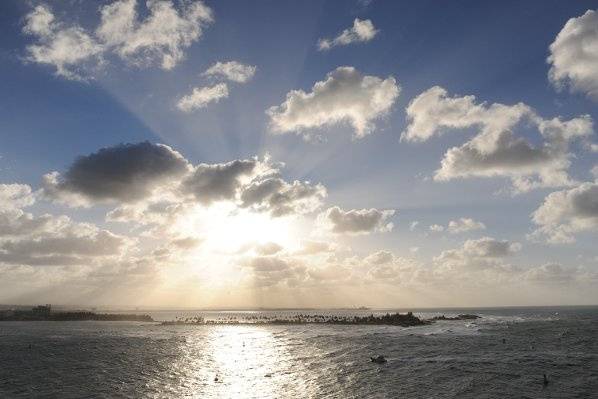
[{"left": 181, "top": 203, "right": 300, "bottom": 252}]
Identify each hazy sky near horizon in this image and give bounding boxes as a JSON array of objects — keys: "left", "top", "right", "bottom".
[{"left": 0, "top": 0, "right": 597, "bottom": 308}]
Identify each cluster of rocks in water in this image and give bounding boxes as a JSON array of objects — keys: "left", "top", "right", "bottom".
[
  {"left": 161, "top": 312, "right": 481, "bottom": 327},
  {"left": 430, "top": 314, "right": 481, "bottom": 321}
]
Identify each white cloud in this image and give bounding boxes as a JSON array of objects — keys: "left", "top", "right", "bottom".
[
  {"left": 295, "top": 240, "right": 337, "bottom": 255},
  {"left": 23, "top": 1, "right": 213, "bottom": 80},
  {"left": 0, "top": 185, "right": 130, "bottom": 268},
  {"left": 23, "top": 5, "right": 103, "bottom": 80},
  {"left": 434, "top": 237, "right": 521, "bottom": 272},
  {"left": 363, "top": 251, "right": 421, "bottom": 283},
  {"left": 0, "top": 184, "right": 36, "bottom": 211},
  {"left": 548, "top": 9, "right": 598, "bottom": 100},
  {"left": 522, "top": 263, "right": 575, "bottom": 283},
  {"left": 203, "top": 61, "right": 256, "bottom": 83},
  {"left": 364, "top": 250, "right": 395, "bottom": 265},
  {"left": 429, "top": 224, "right": 444, "bottom": 233},
  {"left": 267, "top": 66, "right": 399, "bottom": 139},
  {"left": 255, "top": 242, "right": 284, "bottom": 256},
  {"left": 447, "top": 218, "right": 486, "bottom": 234},
  {"left": 318, "top": 18, "right": 378, "bottom": 51},
  {"left": 97, "top": 0, "right": 212, "bottom": 69},
  {"left": 0, "top": 228, "right": 128, "bottom": 266},
  {"left": 318, "top": 206, "right": 394, "bottom": 235},
  {"left": 409, "top": 221, "right": 419, "bottom": 231},
  {"left": 177, "top": 83, "right": 229, "bottom": 112},
  {"left": 530, "top": 182, "right": 598, "bottom": 244},
  {"left": 402, "top": 86, "right": 594, "bottom": 192}
]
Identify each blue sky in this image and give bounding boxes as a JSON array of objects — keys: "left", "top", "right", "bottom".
[{"left": 0, "top": 0, "right": 597, "bottom": 307}]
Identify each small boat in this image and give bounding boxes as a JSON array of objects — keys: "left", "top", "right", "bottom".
[{"left": 370, "top": 355, "right": 387, "bottom": 364}]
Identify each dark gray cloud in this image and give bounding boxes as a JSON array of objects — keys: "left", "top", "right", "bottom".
[
  {"left": 43, "top": 142, "right": 190, "bottom": 205},
  {"left": 240, "top": 176, "right": 326, "bottom": 217},
  {"left": 181, "top": 159, "right": 256, "bottom": 204}
]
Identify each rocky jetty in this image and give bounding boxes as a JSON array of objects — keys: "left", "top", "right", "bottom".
[
  {"left": 430, "top": 314, "right": 481, "bottom": 321},
  {"left": 161, "top": 312, "right": 429, "bottom": 327}
]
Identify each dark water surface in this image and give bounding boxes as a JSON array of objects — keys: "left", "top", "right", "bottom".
[{"left": 1, "top": 307, "right": 597, "bottom": 398}]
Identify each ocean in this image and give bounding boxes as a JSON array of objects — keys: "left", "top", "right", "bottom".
[{"left": 1, "top": 307, "right": 597, "bottom": 398}]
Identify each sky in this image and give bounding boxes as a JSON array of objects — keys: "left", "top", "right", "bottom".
[{"left": 0, "top": 0, "right": 597, "bottom": 308}]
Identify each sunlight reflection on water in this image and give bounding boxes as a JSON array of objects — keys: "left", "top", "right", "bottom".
[{"left": 174, "top": 326, "right": 314, "bottom": 398}]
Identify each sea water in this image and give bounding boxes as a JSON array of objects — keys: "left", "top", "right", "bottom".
[{"left": 1, "top": 307, "right": 597, "bottom": 398}]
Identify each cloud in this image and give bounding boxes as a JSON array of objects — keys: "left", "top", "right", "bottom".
[
  {"left": 150, "top": 235, "right": 203, "bottom": 259},
  {"left": 548, "top": 9, "right": 598, "bottom": 100},
  {"left": 240, "top": 176, "right": 326, "bottom": 217},
  {"left": 0, "top": 210, "right": 69, "bottom": 238},
  {"left": 530, "top": 182, "right": 598, "bottom": 244},
  {"left": 23, "top": 5, "right": 103, "bottom": 80},
  {"left": 243, "top": 255, "right": 306, "bottom": 287},
  {"left": 44, "top": 144, "right": 327, "bottom": 222},
  {"left": 460, "top": 237, "right": 521, "bottom": 258},
  {"left": 177, "top": 83, "right": 229, "bottom": 112},
  {"left": 255, "top": 242, "right": 283, "bottom": 256},
  {"left": 296, "top": 240, "right": 337, "bottom": 255},
  {"left": 409, "top": 221, "right": 419, "bottom": 231},
  {"left": 181, "top": 159, "right": 258, "bottom": 204},
  {"left": 318, "top": 18, "right": 378, "bottom": 51},
  {"left": 363, "top": 250, "right": 421, "bottom": 283},
  {"left": 0, "top": 191, "right": 129, "bottom": 267},
  {"left": 267, "top": 66, "right": 399, "bottom": 139},
  {"left": 522, "top": 263, "right": 575, "bottom": 283},
  {"left": 42, "top": 142, "right": 190, "bottom": 206},
  {"left": 0, "top": 228, "right": 128, "bottom": 266},
  {"left": 0, "top": 184, "right": 36, "bottom": 211},
  {"left": 429, "top": 224, "right": 444, "bottom": 233},
  {"left": 429, "top": 218, "right": 486, "bottom": 234},
  {"left": 402, "top": 86, "right": 594, "bottom": 192},
  {"left": 447, "top": 218, "right": 486, "bottom": 234},
  {"left": 364, "top": 250, "right": 395, "bottom": 265},
  {"left": 203, "top": 61, "right": 256, "bottom": 83},
  {"left": 170, "top": 236, "right": 203, "bottom": 250},
  {"left": 434, "top": 237, "right": 521, "bottom": 272},
  {"left": 318, "top": 206, "right": 394, "bottom": 235},
  {"left": 23, "top": 1, "right": 213, "bottom": 79},
  {"left": 177, "top": 61, "right": 255, "bottom": 112},
  {"left": 96, "top": 0, "right": 212, "bottom": 69}
]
